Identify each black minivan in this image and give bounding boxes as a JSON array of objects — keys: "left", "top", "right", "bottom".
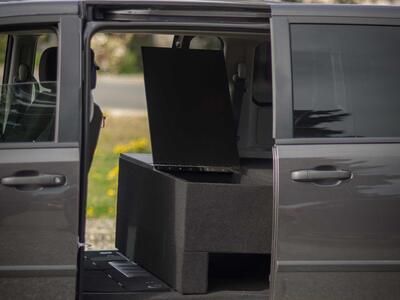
[{"left": 0, "top": 1, "right": 400, "bottom": 299}]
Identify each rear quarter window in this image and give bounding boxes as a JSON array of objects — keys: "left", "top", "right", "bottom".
[{"left": 291, "top": 24, "right": 400, "bottom": 138}]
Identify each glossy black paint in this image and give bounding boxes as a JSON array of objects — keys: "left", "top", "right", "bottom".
[
  {"left": 271, "top": 4, "right": 400, "bottom": 300},
  {"left": 0, "top": 3, "right": 82, "bottom": 299},
  {"left": 272, "top": 145, "right": 400, "bottom": 300},
  {"left": 0, "top": 148, "right": 80, "bottom": 299},
  {"left": 277, "top": 144, "right": 400, "bottom": 261}
]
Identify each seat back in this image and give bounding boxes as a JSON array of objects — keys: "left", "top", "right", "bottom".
[
  {"left": 25, "top": 47, "right": 58, "bottom": 142},
  {"left": 3, "top": 48, "right": 57, "bottom": 142}
]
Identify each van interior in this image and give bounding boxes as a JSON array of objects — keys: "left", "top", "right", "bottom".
[{"left": 82, "top": 28, "right": 273, "bottom": 300}]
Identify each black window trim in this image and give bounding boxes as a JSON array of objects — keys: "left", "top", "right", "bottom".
[
  {"left": 276, "top": 137, "right": 400, "bottom": 145},
  {"left": 0, "top": 142, "right": 79, "bottom": 149},
  {"left": 2, "top": 34, "right": 13, "bottom": 86},
  {"left": 272, "top": 15, "right": 400, "bottom": 145}
]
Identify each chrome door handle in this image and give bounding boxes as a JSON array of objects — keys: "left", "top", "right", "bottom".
[
  {"left": 291, "top": 169, "right": 352, "bottom": 182},
  {"left": 1, "top": 174, "right": 66, "bottom": 188}
]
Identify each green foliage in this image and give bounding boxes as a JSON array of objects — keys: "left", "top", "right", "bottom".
[
  {"left": 91, "top": 33, "right": 156, "bottom": 75},
  {"left": 116, "top": 51, "right": 139, "bottom": 74},
  {"left": 87, "top": 114, "right": 151, "bottom": 218},
  {"left": 334, "top": 0, "right": 357, "bottom": 3},
  {"left": 92, "top": 33, "right": 172, "bottom": 75},
  {"left": 123, "top": 34, "right": 154, "bottom": 74},
  {"left": 0, "top": 35, "right": 8, "bottom": 67}
]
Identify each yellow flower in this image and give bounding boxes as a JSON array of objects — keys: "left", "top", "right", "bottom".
[
  {"left": 113, "top": 137, "right": 151, "bottom": 154},
  {"left": 107, "top": 166, "right": 119, "bottom": 181},
  {"left": 91, "top": 172, "right": 102, "bottom": 180},
  {"left": 107, "top": 188, "right": 116, "bottom": 197},
  {"left": 87, "top": 207, "right": 94, "bottom": 218}
]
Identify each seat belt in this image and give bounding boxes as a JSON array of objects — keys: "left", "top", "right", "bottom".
[
  {"left": 172, "top": 35, "right": 194, "bottom": 49},
  {"left": 232, "top": 63, "right": 247, "bottom": 130}
]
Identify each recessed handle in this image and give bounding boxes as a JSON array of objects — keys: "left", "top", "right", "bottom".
[
  {"left": 291, "top": 169, "right": 352, "bottom": 183},
  {"left": 1, "top": 174, "right": 66, "bottom": 188}
]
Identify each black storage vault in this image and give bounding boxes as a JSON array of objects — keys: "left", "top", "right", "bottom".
[
  {"left": 116, "top": 154, "right": 272, "bottom": 294},
  {"left": 116, "top": 47, "right": 273, "bottom": 294}
]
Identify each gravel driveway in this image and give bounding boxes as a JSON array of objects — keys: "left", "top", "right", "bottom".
[{"left": 85, "top": 218, "right": 116, "bottom": 250}]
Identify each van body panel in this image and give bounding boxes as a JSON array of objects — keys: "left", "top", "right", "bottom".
[
  {"left": 271, "top": 3, "right": 400, "bottom": 19},
  {"left": 0, "top": 1, "right": 80, "bottom": 18},
  {"left": 0, "top": 1, "right": 400, "bottom": 299},
  {"left": 276, "top": 144, "right": 400, "bottom": 261},
  {"left": 0, "top": 148, "right": 80, "bottom": 299},
  {"left": 271, "top": 5, "right": 400, "bottom": 300},
  {"left": 0, "top": 5, "right": 82, "bottom": 300}
]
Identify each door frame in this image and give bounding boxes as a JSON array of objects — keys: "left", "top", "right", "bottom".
[
  {"left": 79, "top": 5, "right": 272, "bottom": 296},
  {"left": 80, "top": 3, "right": 272, "bottom": 247}
]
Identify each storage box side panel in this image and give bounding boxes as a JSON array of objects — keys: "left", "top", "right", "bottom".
[
  {"left": 185, "top": 184, "right": 273, "bottom": 253},
  {"left": 115, "top": 158, "right": 183, "bottom": 288}
]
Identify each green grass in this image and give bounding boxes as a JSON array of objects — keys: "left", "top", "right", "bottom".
[{"left": 87, "top": 112, "right": 151, "bottom": 219}]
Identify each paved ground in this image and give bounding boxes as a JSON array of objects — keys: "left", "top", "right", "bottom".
[
  {"left": 86, "top": 218, "right": 116, "bottom": 250},
  {"left": 94, "top": 75, "right": 147, "bottom": 112}
]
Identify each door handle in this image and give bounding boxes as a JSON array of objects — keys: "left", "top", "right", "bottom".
[
  {"left": 1, "top": 174, "right": 66, "bottom": 188},
  {"left": 291, "top": 169, "right": 352, "bottom": 182}
]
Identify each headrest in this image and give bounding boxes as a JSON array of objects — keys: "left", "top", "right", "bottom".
[
  {"left": 39, "top": 47, "right": 58, "bottom": 89},
  {"left": 17, "top": 64, "right": 30, "bottom": 82}
]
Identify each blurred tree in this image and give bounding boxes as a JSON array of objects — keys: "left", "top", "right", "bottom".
[
  {"left": 92, "top": 33, "right": 134, "bottom": 74},
  {"left": 92, "top": 33, "right": 156, "bottom": 74},
  {"left": 334, "top": 0, "right": 358, "bottom": 3},
  {"left": 0, "top": 35, "right": 7, "bottom": 67},
  {"left": 92, "top": 33, "right": 172, "bottom": 74},
  {"left": 91, "top": 33, "right": 225, "bottom": 74},
  {"left": 124, "top": 34, "right": 154, "bottom": 74}
]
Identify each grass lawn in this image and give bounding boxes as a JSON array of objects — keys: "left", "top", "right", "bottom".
[{"left": 87, "top": 111, "right": 151, "bottom": 219}]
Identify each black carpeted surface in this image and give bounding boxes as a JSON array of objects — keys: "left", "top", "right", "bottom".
[
  {"left": 82, "top": 251, "right": 269, "bottom": 300},
  {"left": 83, "top": 290, "right": 269, "bottom": 300},
  {"left": 82, "top": 251, "right": 169, "bottom": 293}
]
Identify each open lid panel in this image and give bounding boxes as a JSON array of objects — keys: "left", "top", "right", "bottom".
[{"left": 142, "top": 47, "right": 240, "bottom": 172}]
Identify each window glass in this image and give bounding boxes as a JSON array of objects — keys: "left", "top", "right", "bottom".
[
  {"left": 0, "top": 31, "right": 58, "bottom": 142},
  {"left": 253, "top": 41, "right": 272, "bottom": 106},
  {"left": 189, "top": 36, "right": 223, "bottom": 50},
  {"left": 291, "top": 24, "right": 400, "bottom": 138}
]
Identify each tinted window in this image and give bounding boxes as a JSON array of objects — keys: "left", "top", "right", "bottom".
[
  {"left": 0, "top": 31, "right": 58, "bottom": 142},
  {"left": 253, "top": 41, "right": 273, "bottom": 106},
  {"left": 291, "top": 24, "right": 400, "bottom": 138}
]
